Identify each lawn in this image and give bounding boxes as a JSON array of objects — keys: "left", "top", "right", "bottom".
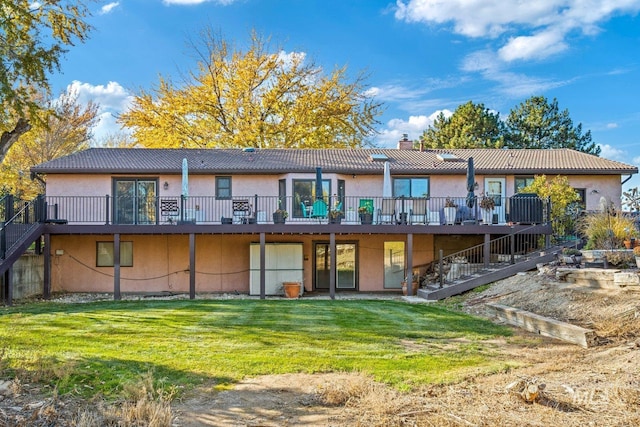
[{"left": 0, "top": 299, "right": 513, "bottom": 398}]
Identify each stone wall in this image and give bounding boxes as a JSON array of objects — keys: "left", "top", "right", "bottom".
[{"left": 0, "top": 254, "right": 44, "bottom": 300}]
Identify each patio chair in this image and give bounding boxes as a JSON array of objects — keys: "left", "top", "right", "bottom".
[
  {"left": 232, "top": 199, "right": 252, "bottom": 224},
  {"left": 310, "top": 199, "right": 328, "bottom": 222},
  {"left": 409, "top": 198, "right": 428, "bottom": 225},
  {"left": 300, "top": 202, "right": 311, "bottom": 218},
  {"left": 377, "top": 198, "right": 396, "bottom": 224}
]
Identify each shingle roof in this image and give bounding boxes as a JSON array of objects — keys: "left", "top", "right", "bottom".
[{"left": 30, "top": 147, "right": 638, "bottom": 176}]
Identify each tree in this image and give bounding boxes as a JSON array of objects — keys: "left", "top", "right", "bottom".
[
  {"left": 419, "top": 101, "right": 504, "bottom": 149},
  {"left": 0, "top": 0, "right": 93, "bottom": 163},
  {"left": 119, "top": 29, "right": 383, "bottom": 149},
  {"left": 521, "top": 175, "right": 580, "bottom": 239},
  {"left": 504, "top": 96, "right": 600, "bottom": 155},
  {"left": 0, "top": 89, "right": 99, "bottom": 198}
]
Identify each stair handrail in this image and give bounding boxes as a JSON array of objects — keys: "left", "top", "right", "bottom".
[
  {"left": 430, "top": 224, "right": 553, "bottom": 289},
  {"left": 0, "top": 196, "right": 45, "bottom": 259}
]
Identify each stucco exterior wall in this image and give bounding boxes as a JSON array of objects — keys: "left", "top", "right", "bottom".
[{"left": 49, "top": 233, "right": 435, "bottom": 294}]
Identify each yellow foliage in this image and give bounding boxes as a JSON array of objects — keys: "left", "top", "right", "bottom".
[
  {"left": 0, "top": 90, "right": 98, "bottom": 198},
  {"left": 119, "top": 29, "right": 382, "bottom": 149}
]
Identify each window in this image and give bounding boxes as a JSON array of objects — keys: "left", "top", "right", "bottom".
[
  {"left": 293, "top": 179, "right": 331, "bottom": 218},
  {"left": 515, "top": 176, "right": 535, "bottom": 193},
  {"left": 216, "top": 176, "right": 231, "bottom": 199},
  {"left": 383, "top": 241, "right": 404, "bottom": 289},
  {"left": 97, "top": 241, "right": 133, "bottom": 267},
  {"left": 574, "top": 188, "right": 586, "bottom": 208},
  {"left": 393, "top": 178, "right": 429, "bottom": 198}
]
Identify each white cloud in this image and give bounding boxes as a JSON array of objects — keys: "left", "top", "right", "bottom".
[
  {"left": 607, "top": 123, "right": 619, "bottom": 129},
  {"left": 498, "top": 29, "right": 567, "bottom": 61},
  {"left": 65, "top": 81, "right": 133, "bottom": 141},
  {"left": 374, "top": 110, "right": 452, "bottom": 147},
  {"left": 395, "top": 0, "right": 640, "bottom": 62},
  {"left": 99, "top": 2, "right": 119, "bottom": 15},
  {"left": 599, "top": 143, "right": 626, "bottom": 162}
]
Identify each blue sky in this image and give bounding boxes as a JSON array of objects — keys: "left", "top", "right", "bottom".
[{"left": 50, "top": 0, "right": 640, "bottom": 192}]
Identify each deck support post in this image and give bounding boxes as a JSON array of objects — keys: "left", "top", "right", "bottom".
[
  {"left": 259, "top": 232, "right": 266, "bottom": 299},
  {"left": 189, "top": 233, "right": 196, "bottom": 299},
  {"left": 114, "top": 233, "right": 121, "bottom": 300},
  {"left": 406, "top": 233, "right": 414, "bottom": 295},
  {"left": 484, "top": 233, "right": 491, "bottom": 269},
  {"left": 330, "top": 232, "right": 336, "bottom": 300},
  {"left": 43, "top": 233, "right": 51, "bottom": 299}
]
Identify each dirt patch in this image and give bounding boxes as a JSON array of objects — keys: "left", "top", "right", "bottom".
[
  {"left": 171, "top": 268, "right": 639, "bottom": 426},
  {"left": 2, "top": 268, "right": 639, "bottom": 426}
]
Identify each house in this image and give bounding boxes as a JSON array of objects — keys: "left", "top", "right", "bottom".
[{"left": 12, "top": 145, "right": 635, "bottom": 300}]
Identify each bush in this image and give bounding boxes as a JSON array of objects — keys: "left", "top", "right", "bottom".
[
  {"left": 604, "top": 251, "right": 635, "bottom": 268},
  {"left": 634, "top": 246, "right": 640, "bottom": 256},
  {"left": 578, "top": 211, "right": 639, "bottom": 250}
]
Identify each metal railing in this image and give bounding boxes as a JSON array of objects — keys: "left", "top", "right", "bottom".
[
  {"left": 426, "top": 225, "right": 550, "bottom": 288},
  {"left": 0, "top": 196, "right": 44, "bottom": 259},
  {"left": 40, "top": 194, "right": 551, "bottom": 226}
]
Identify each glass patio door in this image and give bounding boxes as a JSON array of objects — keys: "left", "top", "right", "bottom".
[
  {"left": 314, "top": 242, "right": 357, "bottom": 290},
  {"left": 114, "top": 179, "right": 157, "bottom": 224},
  {"left": 484, "top": 177, "right": 506, "bottom": 223}
]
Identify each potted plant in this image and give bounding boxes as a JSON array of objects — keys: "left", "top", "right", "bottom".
[
  {"left": 443, "top": 198, "right": 457, "bottom": 225},
  {"left": 634, "top": 245, "right": 640, "bottom": 268},
  {"left": 479, "top": 194, "right": 495, "bottom": 225},
  {"left": 272, "top": 209, "right": 288, "bottom": 224},
  {"left": 329, "top": 209, "right": 343, "bottom": 224},
  {"left": 401, "top": 275, "right": 419, "bottom": 296},
  {"left": 358, "top": 205, "right": 373, "bottom": 224},
  {"left": 561, "top": 247, "right": 582, "bottom": 264},
  {"left": 282, "top": 281, "right": 301, "bottom": 298}
]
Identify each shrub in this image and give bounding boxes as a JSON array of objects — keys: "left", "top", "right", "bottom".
[
  {"left": 604, "top": 251, "right": 634, "bottom": 268},
  {"left": 577, "top": 211, "right": 638, "bottom": 250},
  {"left": 634, "top": 246, "right": 640, "bottom": 256}
]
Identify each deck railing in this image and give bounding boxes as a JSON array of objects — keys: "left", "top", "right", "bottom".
[
  {"left": 426, "top": 225, "right": 550, "bottom": 288},
  {"left": 41, "top": 194, "right": 550, "bottom": 226},
  {"left": 0, "top": 196, "right": 44, "bottom": 259}
]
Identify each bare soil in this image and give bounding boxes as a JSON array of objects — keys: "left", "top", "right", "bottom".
[{"left": 2, "top": 266, "right": 639, "bottom": 426}]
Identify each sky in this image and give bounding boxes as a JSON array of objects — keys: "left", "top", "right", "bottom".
[{"left": 49, "top": 0, "right": 640, "bottom": 193}]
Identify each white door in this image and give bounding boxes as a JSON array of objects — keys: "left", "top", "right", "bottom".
[{"left": 484, "top": 177, "right": 506, "bottom": 223}]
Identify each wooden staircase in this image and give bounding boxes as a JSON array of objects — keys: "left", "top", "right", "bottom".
[{"left": 417, "top": 248, "right": 561, "bottom": 300}]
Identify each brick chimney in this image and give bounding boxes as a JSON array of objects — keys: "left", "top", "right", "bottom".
[{"left": 397, "top": 133, "right": 414, "bottom": 150}]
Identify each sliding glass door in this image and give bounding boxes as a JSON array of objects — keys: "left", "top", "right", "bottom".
[
  {"left": 114, "top": 179, "right": 157, "bottom": 224},
  {"left": 314, "top": 242, "right": 357, "bottom": 290}
]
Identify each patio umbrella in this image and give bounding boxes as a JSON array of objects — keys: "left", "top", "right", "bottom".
[
  {"left": 182, "top": 158, "right": 189, "bottom": 198},
  {"left": 465, "top": 157, "right": 475, "bottom": 209},
  {"left": 315, "top": 167, "right": 323, "bottom": 200},
  {"left": 383, "top": 161, "right": 392, "bottom": 198}
]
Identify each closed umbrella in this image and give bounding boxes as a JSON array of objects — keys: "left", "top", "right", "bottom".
[
  {"left": 383, "top": 161, "right": 392, "bottom": 198},
  {"left": 315, "top": 167, "right": 323, "bottom": 200},
  {"left": 181, "top": 158, "right": 189, "bottom": 198},
  {"left": 465, "top": 157, "right": 475, "bottom": 209}
]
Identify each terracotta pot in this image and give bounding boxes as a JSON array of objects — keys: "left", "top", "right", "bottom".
[
  {"left": 283, "top": 282, "right": 301, "bottom": 298},
  {"left": 401, "top": 281, "right": 419, "bottom": 296}
]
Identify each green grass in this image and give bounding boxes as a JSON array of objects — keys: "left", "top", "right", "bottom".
[{"left": 0, "top": 299, "right": 513, "bottom": 398}]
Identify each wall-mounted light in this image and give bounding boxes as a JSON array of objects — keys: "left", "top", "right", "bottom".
[
  {"left": 352, "top": 174, "right": 357, "bottom": 179},
  {"left": 163, "top": 181, "right": 169, "bottom": 190},
  {"left": 591, "top": 189, "right": 599, "bottom": 194}
]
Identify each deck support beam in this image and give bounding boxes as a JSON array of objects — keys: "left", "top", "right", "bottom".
[
  {"left": 330, "top": 232, "right": 336, "bottom": 300},
  {"left": 43, "top": 233, "right": 51, "bottom": 299},
  {"left": 407, "top": 233, "right": 413, "bottom": 295},
  {"left": 114, "top": 233, "right": 121, "bottom": 300},
  {"left": 189, "top": 233, "right": 196, "bottom": 299},
  {"left": 259, "top": 232, "right": 266, "bottom": 299}
]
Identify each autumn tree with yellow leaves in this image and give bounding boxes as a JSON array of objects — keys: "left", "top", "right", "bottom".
[
  {"left": 0, "top": 0, "right": 93, "bottom": 163},
  {"left": 119, "top": 29, "right": 383, "bottom": 149},
  {"left": 0, "top": 89, "right": 99, "bottom": 198}
]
